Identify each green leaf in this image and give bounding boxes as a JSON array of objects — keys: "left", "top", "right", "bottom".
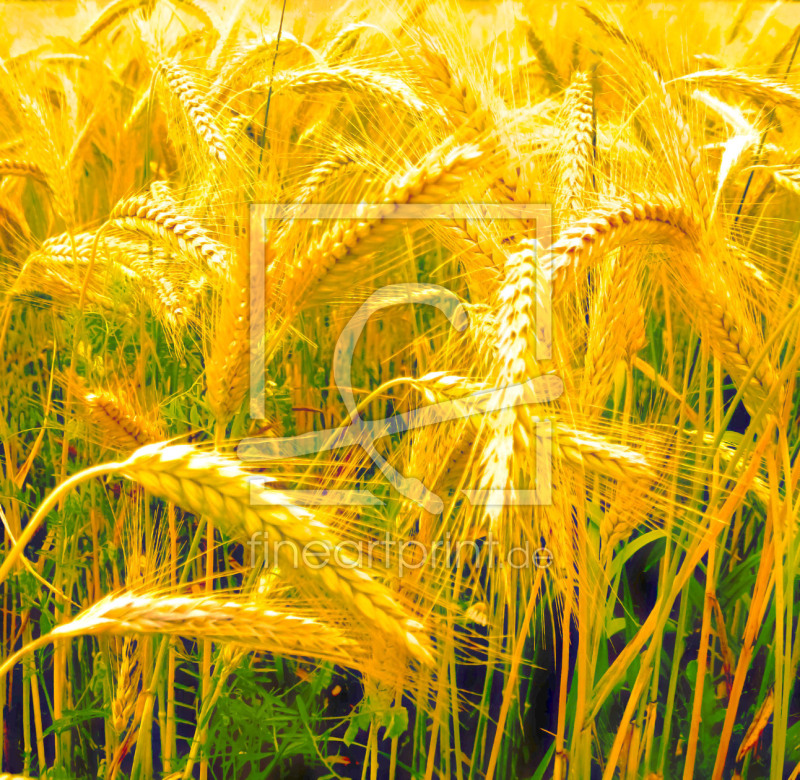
[
  {"left": 343, "top": 717, "right": 360, "bottom": 747},
  {"left": 383, "top": 706, "right": 409, "bottom": 739}
]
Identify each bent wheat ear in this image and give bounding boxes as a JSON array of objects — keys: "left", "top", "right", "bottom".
[
  {"left": 118, "top": 443, "right": 433, "bottom": 664},
  {"left": 548, "top": 197, "right": 776, "bottom": 409},
  {"left": 129, "top": 257, "right": 206, "bottom": 332},
  {"left": 322, "top": 21, "right": 388, "bottom": 61},
  {"left": 14, "top": 239, "right": 129, "bottom": 313},
  {"left": 213, "top": 31, "right": 308, "bottom": 99},
  {"left": 110, "top": 193, "right": 228, "bottom": 273},
  {"left": 674, "top": 256, "right": 779, "bottom": 412},
  {"left": 284, "top": 142, "right": 488, "bottom": 308},
  {"left": 293, "top": 152, "right": 357, "bottom": 205},
  {"left": 267, "top": 67, "right": 427, "bottom": 114},
  {"left": 156, "top": 58, "right": 227, "bottom": 164},
  {"left": 579, "top": 4, "right": 659, "bottom": 70},
  {"left": 413, "top": 36, "right": 488, "bottom": 134},
  {"left": 656, "top": 80, "right": 712, "bottom": 227},
  {"left": 525, "top": 25, "right": 562, "bottom": 92},
  {"left": 0, "top": 199, "right": 31, "bottom": 247},
  {"left": 680, "top": 70, "right": 800, "bottom": 113},
  {"left": 582, "top": 8, "right": 711, "bottom": 226},
  {"left": 74, "top": 381, "right": 162, "bottom": 453},
  {"left": 547, "top": 195, "right": 699, "bottom": 296},
  {"left": 583, "top": 252, "right": 646, "bottom": 412},
  {"left": 773, "top": 167, "right": 800, "bottom": 196},
  {"left": 0, "top": 159, "right": 46, "bottom": 181},
  {"left": 437, "top": 217, "right": 503, "bottom": 296},
  {"left": 170, "top": 0, "right": 219, "bottom": 31},
  {"left": 1, "top": 595, "right": 357, "bottom": 672},
  {"left": 30, "top": 231, "right": 99, "bottom": 262},
  {"left": 79, "top": 0, "right": 150, "bottom": 45},
  {"left": 549, "top": 423, "right": 656, "bottom": 485}
]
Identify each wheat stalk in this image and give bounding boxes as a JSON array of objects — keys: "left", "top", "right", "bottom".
[{"left": 205, "top": 245, "right": 253, "bottom": 424}]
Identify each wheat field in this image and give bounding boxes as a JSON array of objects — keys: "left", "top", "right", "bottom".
[{"left": 1, "top": 1, "right": 800, "bottom": 778}]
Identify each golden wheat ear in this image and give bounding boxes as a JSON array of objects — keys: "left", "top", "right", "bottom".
[
  {"left": 282, "top": 141, "right": 491, "bottom": 310},
  {"left": 0, "top": 158, "right": 47, "bottom": 181},
  {"left": 679, "top": 69, "right": 800, "bottom": 113},
  {"left": 79, "top": 0, "right": 153, "bottom": 45},
  {"left": 547, "top": 194, "right": 699, "bottom": 296},
  {"left": 582, "top": 250, "right": 646, "bottom": 413},
  {"left": 63, "top": 372, "right": 163, "bottom": 453},
  {"left": 265, "top": 66, "right": 429, "bottom": 115},
  {"left": 117, "top": 443, "right": 435, "bottom": 665},
  {"left": 111, "top": 637, "right": 140, "bottom": 735},
  {"left": 556, "top": 71, "right": 594, "bottom": 219},
  {"left": 0, "top": 594, "right": 361, "bottom": 680},
  {"left": 109, "top": 192, "right": 229, "bottom": 274},
  {"left": 154, "top": 58, "right": 228, "bottom": 165}
]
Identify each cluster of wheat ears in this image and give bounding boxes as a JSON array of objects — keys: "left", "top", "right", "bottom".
[{"left": 1, "top": 0, "right": 800, "bottom": 778}]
